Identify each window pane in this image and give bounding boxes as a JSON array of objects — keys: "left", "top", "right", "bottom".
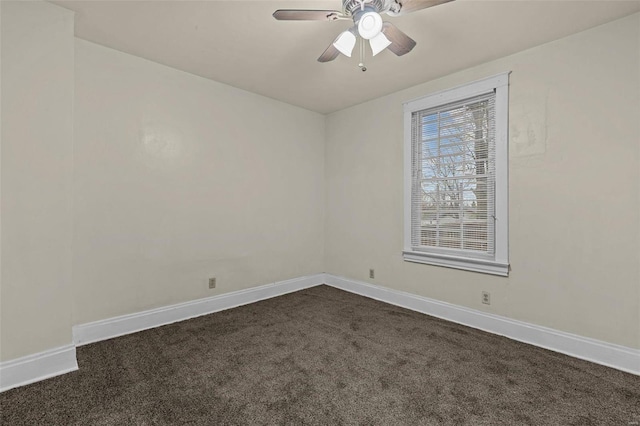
[{"left": 412, "top": 94, "right": 496, "bottom": 255}]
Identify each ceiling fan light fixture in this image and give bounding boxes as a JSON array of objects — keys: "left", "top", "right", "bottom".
[
  {"left": 369, "top": 31, "right": 392, "bottom": 56},
  {"left": 357, "top": 11, "right": 383, "bottom": 39},
  {"left": 332, "top": 29, "right": 357, "bottom": 57}
]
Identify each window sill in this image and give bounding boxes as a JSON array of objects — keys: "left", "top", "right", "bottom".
[{"left": 403, "top": 251, "right": 509, "bottom": 276}]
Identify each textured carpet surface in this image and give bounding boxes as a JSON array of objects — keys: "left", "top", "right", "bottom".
[{"left": 1, "top": 285, "right": 639, "bottom": 425}]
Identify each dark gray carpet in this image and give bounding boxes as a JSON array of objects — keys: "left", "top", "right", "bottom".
[{"left": 1, "top": 285, "right": 639, "bottom": 425}]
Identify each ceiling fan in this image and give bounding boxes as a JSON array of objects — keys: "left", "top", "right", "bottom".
[{"left": 273, "top": 0, "right": 453, "bottom": 63}]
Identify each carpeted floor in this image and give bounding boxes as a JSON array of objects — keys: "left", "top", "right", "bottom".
[{"left": 1, "top": 285, "right": 639, "bottom": 425}]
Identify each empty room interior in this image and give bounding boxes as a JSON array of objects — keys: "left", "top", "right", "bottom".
[{"left": 1, "top": 0, "right": 639, "bottom": 424}]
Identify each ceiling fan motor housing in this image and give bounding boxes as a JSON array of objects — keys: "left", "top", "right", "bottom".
[{"left": 342, "top": 0, "right": 390, "bottom": 16}]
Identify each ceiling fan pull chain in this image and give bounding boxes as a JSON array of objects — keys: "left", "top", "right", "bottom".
[{"left": 358, "top": 36, "right": 367, "bottom": 72}]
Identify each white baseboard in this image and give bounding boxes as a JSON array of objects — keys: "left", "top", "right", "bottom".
[
  {"left": 5, "top": 272, "right": 637, "bottom": 393},
  {"left": 324, "top": 274, "right": 640, "bottom": 376},
  {"left": 0, "top": 344, "right": 78, "bottom": 392},
  {"left": 73, "top": 274, "right": 325, "bottom": 346}
]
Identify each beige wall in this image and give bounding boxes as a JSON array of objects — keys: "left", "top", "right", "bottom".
[
  {"left": 0, "top": 0, "right": 3, "bottom": 360},
  {"left": 0, "top": 1, "right": 75, "bottom": 360},
  {"left": 73, "top": 39, "right": 325, "bottom": 325},
  {"left": 325, "top": 14, "right": 640, "bottom": 349},
  {"left": 0, "top": 0, "right": 3, "bottom": 359}
]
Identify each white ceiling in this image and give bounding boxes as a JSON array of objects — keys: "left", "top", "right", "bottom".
[{"left": 52, "top": 0, "right": 640, "bottom": 114}]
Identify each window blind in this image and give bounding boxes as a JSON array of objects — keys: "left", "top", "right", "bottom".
[{"left": 410, "top": 92, "right": 496, "bottom": 258}]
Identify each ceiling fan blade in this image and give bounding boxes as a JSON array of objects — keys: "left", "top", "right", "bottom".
[
  {"left": 392, "top": 0, "right": 454, "bottom": 16},
  {"left": 273, "top": 9, "right": 346, "bottom": 21},
  {"left": 381, "top": 22, "right": 417, "bottom": 56},
  {"left": 318, "top": 43, "right": 341, "bottom": 63}
]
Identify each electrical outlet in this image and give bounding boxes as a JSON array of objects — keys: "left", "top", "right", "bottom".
[
  {"left": 369, "top": 269, "right": 375, "bottom": 279},
  {"left": 482, "top": 291, "right": 490, "bottom": 305},
  {"left": 209, "top": 277, "right": 216, "bottom": 289}
]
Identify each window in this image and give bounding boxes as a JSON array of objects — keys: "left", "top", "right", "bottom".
[{"left": 403, "top": 73, "right": 510, "bottom": 276}]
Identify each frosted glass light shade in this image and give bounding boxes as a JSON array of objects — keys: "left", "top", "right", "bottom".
[
  {"left": 370, "top": 32, "right": 391, "bottom": 56},
  {"left": 333, "top": 30, "right": 357, "bottom": 57}
]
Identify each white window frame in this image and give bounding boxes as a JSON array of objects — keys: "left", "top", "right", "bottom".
[{"left": 403, "top": 72, "right": 510, "bottom": 276}]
